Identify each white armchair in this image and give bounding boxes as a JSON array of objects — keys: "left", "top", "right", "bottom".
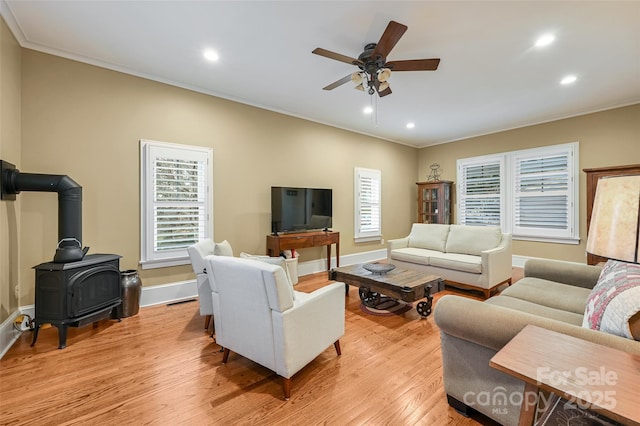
[
  {"left": 205, "top": 255, "right": 345, "bottom": 399},
  {"left": 187, "top": 239, "right": 217, "bottom": 330}
]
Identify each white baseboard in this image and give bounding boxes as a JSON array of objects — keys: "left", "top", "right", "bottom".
[
  {"left": 0, "top": 305, "right": 35, "bottom": 360},
  {"left": 140, "top": 279, "right": 198, "bottom": 308},
  {"left": 296, "top": 248, "right": 387, "bottom": 276}
]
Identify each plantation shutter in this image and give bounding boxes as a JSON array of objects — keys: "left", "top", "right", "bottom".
[
  {"left": 141, "top": 140, "right": 212, "bottom": 268},
  {"left": 513, "top": 149, "right": 572, "bottom": 238},
  {"left": 355, "top": 168, "right": 382, "bottom": 242},
  {"left": 153, "top": 156, "right": 207, "bottom": 251},
  {"left": 458, "top": 159, "right": 502, "bottom": 226}
]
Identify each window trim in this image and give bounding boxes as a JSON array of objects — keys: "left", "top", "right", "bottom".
[
  {"left": 140, "top": 139, "right": 213, "bottom": 269},
  {"left": 456, "top": 142, "right": 579, "bottom": 244},
  {"left": 354, "top": 167, "right": 382, "bottom": 243}
]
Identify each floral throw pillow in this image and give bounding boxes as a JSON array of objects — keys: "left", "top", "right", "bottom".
[{"left": 582, "top": 260, "right": 640, "bottom": 340}]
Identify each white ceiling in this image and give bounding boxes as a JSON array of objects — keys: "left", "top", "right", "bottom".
[{"left": 2, "top": 1, "right": 639, "bottom": 148}]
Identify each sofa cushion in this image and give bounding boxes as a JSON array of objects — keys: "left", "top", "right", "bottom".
[
  {"left": 445, "top": 225, "right": 502, "bottom": 256},
  {"left": 486, "top": 295, "right": 584, "bottom": 326},
  {"left": 582, "top": 260, "right": 640, "bottom": 340},
  {"left": 408, "top": 223, "right": 450, "bottom": 252},
  {"left": 429, "top": 252, "right": 482, "bottom": 274},
  {"left": 389, "top": 247, "right": 435, "bottom": 266},
  {"left": 214, "top": 240, "right": 234, "bottom": 257},
  {"left": 500, "top": 277, "right": 590, "bottom": 314}
]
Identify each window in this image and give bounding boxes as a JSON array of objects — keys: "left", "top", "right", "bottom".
[
  {"left": 354, "top": 167, "right": 382, "bottom": 242},
  {"left": 457, "top": 142, "right": 578, "bottom": 244},
  {"left": 140, "top": 140, "right": 213, "bottom": 269}
]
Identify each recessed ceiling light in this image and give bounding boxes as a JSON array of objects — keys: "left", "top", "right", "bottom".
[
  {"left": 406, "top": 122, "right": 415, "bottom": 129},
  {"left": 363, "top": 106, "right": 373, "bottom": 114},
  {"left": 203, "top": 49, "right": 219, "bottom": 62},
  {"left": 535, "top": 34, "right": 555, "bottom": 48},
  {"left": 560, "top": 75, "right": 577, "bottom": 85}
]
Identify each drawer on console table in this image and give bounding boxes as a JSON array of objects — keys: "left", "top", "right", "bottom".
[
  {"left": 313, "top": 234, "right": 338, "bottom": 245},
  {"left": 278, "top": 236, "right": 314, "bottom": 249}
]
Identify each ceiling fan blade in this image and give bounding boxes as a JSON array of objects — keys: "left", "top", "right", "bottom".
[
  {"left": 312, "top": 48, "right": 362, "bottom": 66},
  {"left": 386, "top": 58, "right": 440, "bottom": 71},
  {"left": 378, "top": 86, "right": 392, "bottom": 97},
  {"left": 322, "top": 74, "right": 353, "bottom": 90},
  {"left": 372, "top": 21, "right": 408, "bottom": 59}
]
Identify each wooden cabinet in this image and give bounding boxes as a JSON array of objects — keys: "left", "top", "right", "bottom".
[
  {"left": 583, "top": 164, "right": 640, "bottom": 265},
  {"left": 416, "top": 181, "right": 453, "bottom": 224}
]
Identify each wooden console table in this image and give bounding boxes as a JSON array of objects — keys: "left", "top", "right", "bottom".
[
  {"left": 490, "top": 325, "right": 640, "bottom": 426},
  {"left": 266, "top": 230, "right": 339, "bottom": 271}
]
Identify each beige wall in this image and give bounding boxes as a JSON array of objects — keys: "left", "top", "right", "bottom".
[
  {"left": 418, "top": 104, "right": 640, "bottom": 263},
  {"left": 0, "top": 17, "right": 21, "bottom": 322},
  {"left": 17, "top": 49, "right": 418, "bottom": 304}
]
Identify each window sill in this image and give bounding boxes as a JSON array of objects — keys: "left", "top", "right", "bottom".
[
  {"left": 139, "top": 257, "right": 191, "bottom": 270},
  {"left": 354, "top": 235, "right": 382, "bottom": 243},
  {"left": 512, "top": 236, "right": 581, "bottom": 245}
]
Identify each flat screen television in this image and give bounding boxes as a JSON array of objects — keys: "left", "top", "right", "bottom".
[{"left": 271, "top": 186, "right": 332, "bottom": 234}]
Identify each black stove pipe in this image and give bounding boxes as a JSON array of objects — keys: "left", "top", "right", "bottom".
[{"left": 2, "top": 168, "right": 82, "bottom": 245}]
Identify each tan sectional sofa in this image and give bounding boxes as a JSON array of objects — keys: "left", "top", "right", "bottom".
[
  {"left": 434, "top": 259, "right": 640, "bottom": 426},
  {"left": 387, "top": 223, "right": 512, "bottom": 298}
]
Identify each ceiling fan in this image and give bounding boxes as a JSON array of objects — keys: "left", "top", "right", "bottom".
[{"left": 312, "top": 20, "right": 440, "bottom": 97}]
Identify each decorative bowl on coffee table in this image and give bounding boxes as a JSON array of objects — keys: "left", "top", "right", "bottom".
[{"left": 362, "top": 263, "right": 396, "bottom": 275}]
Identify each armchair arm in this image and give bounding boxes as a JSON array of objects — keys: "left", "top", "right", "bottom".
[
  {"left": 434, "top": 295, "right": 640, "bottom": 355},
  {"left": 480, "top": 233, "right": 512, "bottom": 287},
  {"left": 387, "top": 237, "right": 410, "bottom": 259},
  {"left": 524, "top": 258, "right": 602, "bottom": 289},
  {"left": 272, "top": 282, "right": 346, "bottom": 378}
]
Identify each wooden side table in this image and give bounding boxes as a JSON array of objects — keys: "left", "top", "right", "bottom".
[{"left": 490, "top": 325, "right": 640, "bottom": 426}]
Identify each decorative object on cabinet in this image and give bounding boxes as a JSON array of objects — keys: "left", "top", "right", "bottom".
[
  {"left": 583, "top": 164, "right": 640, "bottom": 265},
  {"left": 426, "top": 163, "right": 442, "bottom": 181},
  {"left": 416, "top": 180, "right": 452, "bottom": 224}
]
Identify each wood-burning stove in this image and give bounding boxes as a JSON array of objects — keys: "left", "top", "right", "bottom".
[{"left": 32, "top": 254, "right": 122, "bottom": 349}]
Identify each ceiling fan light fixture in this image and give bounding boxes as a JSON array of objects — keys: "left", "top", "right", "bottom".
[
  {"left": 351, "top": 72, "right": 363, "bottom": 84},
  {"left": 355, "top": 83, "right": 365, "bottom": 91},
  {"left": 378, "top": 68, "right": 391, "bottom": 82},
  {"left": 378, "top": 81, "right": 390, "bottom": 92}
]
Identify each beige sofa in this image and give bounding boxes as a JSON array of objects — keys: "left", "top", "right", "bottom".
[
  {"left": 387, "top": 224, "right": 512, "bottom": 298},
  {"left": 434, "top": 259, "right": 640, "bottom": 426}
]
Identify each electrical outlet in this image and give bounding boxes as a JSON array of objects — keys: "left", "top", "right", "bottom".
[
  {"left": 381, "top": 239, "right": 385, "bottom": 245},
  {"left": 14, "top": 285, "right": 19, "bottom": 299}
]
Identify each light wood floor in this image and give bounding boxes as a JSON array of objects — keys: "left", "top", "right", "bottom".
[{"left": 0, "top": 270, "right": 523, "bottom": 425}]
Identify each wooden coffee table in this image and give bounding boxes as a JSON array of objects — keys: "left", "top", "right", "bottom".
[{"left": 329, "top": 263, "right": 443, "bottom": 317}]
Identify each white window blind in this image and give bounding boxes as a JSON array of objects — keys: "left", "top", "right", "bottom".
[
  {"left": 513, "top": 149, "right": 573, "bottom": 239},
  {"left": 458, "top": 160, "right": 503, "bottom": 226},
  {"left": 354, "top": 167, "right": 382, "bottom": 242},
  {"left": 140, "top": 140, "right": 212, "bottom": 269},
  {"left": 457, "top": 142, "right": 579, "bottom": 244}
]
